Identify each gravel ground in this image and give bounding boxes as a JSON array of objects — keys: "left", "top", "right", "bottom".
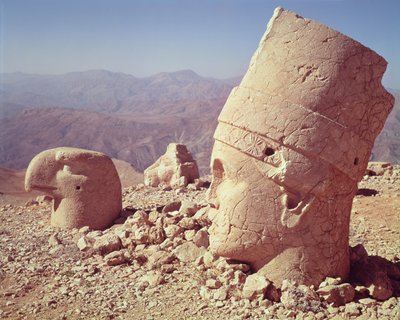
[{"left": 0, "top": 166, "right": 399, "bottom": 320}]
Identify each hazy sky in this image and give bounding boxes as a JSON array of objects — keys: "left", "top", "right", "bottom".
[{"left": 1, "top": 0, "right": 399, "bottom": 89}]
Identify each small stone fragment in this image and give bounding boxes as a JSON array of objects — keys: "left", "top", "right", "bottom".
[
  {"left": 242, "top": 274, "right": 271, "bottom": 300},
  {"left": 213, "top": 288, "right": 228, "bottom": 301},
  {"left": 203, "top": 251, "right": 217, "bottom": 267},
  {"left": 140, "top": 271, "right": 165, "bottom": 288},
  {"left": 174, "top": 242, "right": 206, "bottom": 263},
  {"left": 193, "top": 229, "right": 209, "bottom": 249},
  {"left": 193, "top": 207, "right": 211, "bottom": 227},
  {"left": 178, "top": 217, "right": 198, "bottom": 230},
  {"left": 199, "top": 286, "right": 213, "bottom": 300},
  {"left": 160, "top": 264, "right": 176, "bottom": 274},
  {"left": 77, "top": 236, "right": 91, "bottom": 251},
  {"left": 358, "top": 298, "right": 376, "bottom": 307},
  {"left": 93, "top": 234, "right": 122, "bottom": 255},
  {"left": 206, "top": 279, "right": 222, "bottom": 289},
  {"left": 104, "top": 251, "right": 128, "bottom": 266},
  {"left": 281, "top": 280, "right": 321, "bottom": 312},
  {"left": 368, "top": 279, "right": 393, "bottom": 301},
  {"left": 319, "top": 277, "right": 342, "bottom": 288},
  {"left": 179, "top": 201, "right": 201, "bottom": 217},
  {"left": 164, "top": 225, "right": 183, "bottom": 238},
  {"left": 147, "top": 250, "right": 175, "bottom": 269},
  {"left": 184, "top": 230, "right": 196, "bottom": 241},
  {"left": 317, "top": 283, "right": 355, "bottom": 306},
  {"left": 48, "top": 233, "right": 61, "bottom": 246},
  {"left": 162, "top": 201, "right": 182, "bottom": 213},
  {"left": 344, "top": 302, "right": 361, "bottom": 317}
]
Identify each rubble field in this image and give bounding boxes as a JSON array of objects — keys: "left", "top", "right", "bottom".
[{"left": 0, "top": 165, "right": 399, "bottom": 320}]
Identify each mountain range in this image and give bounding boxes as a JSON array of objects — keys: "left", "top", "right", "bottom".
[
  {"left": 0, "top": 69, "right": 235, "bottom": 117},
  {"left": 0, "top": 70, "right": 398, "bottom": 175}
]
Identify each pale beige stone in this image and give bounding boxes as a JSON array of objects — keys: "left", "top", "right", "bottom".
[
  {"left": 104, "top": 251, "right": 128, "bottom": 266},
  {"left": 25, "top": 147, "right": 122, "bottom": 230},
  {"left": 93, "top": 233, "right": 122, "bottom": 255},
  {"left": 147, "top": 250, "right": 175, "bottom": 269},
  {"left": 207, "top": 7, "right": 394, "bottom": 287},
  {"left": 140, "top": 271, "right": 165, "bottom": 288},
  {"left": 184, "top": 229, "right": 196, "bottom": 241},
  {"left": 144, "top": 143, "right": 199, "bottom": 188},
  {"left": 203, "top": 251, "right": 217, "bottom": 267},
  {"left": 242, "top": 273, "right": 271, "bottom": 300},
  {"left": 174, "top": 242, "right": 206, "bottom": 262},
  {"left": 77, "top": 236, "right": 91, "bottom": 251},
  {"left": 206, "top": 279, "right": 222, "bottom": 289},
  {"left": 213, "top": 288, "right": 228, "bottom": 301},
  {"left": 164, "top": 225, "right": 183, "bottom": 238},
  {"left": 178, "top": 217, "right": 198, "bottom": 230}
]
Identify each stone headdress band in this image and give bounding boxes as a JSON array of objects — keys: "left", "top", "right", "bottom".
[{"left": 214, "top": 87, "right": 372, "bottom": 182}]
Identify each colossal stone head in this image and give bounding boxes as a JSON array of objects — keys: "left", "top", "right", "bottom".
[
  {"left": 207, "top": 8, "right": 394, "bottom": 286},
  {"left": 25, "top": 147, "right": 122, "bottom": 230}
]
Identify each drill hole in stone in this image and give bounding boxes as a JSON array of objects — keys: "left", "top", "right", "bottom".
[
  {"left": 354, "top": 157, "right": 359, "bottom": 165},
  {"left": 76, "top": 186, "right": 81, "bottom": 190},
  {"left": 286, "top": 194, "right": 301, "bottom": 210},
  {"left": 212, "top": 159, "right": 225, "bottom": 180},
  {"left": 264, "top": 147, "right": 275, "bottom": 157}
]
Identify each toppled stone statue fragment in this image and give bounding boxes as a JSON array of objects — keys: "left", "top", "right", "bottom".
[
  {"left": 25, "top": 147, "right": 122, "bottom": 229},
  {"left": 144, "top": 143, "right": 199, "bottom": 188},
  {"left": 207, "top": 7, "right": 394, "bottom": 286}
]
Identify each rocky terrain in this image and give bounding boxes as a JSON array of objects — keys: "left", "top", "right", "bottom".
[
  {"left": 0, "top": 71, "right": 398, "bottom": 174},
  {"left": 0, "top": 163, "right": 399, "bottom": 320}
]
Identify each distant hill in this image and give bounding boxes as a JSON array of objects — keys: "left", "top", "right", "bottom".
[
  {"left": 0, "top": 70, "right": 398, "bottom": 175},
  {"left": 0, "top": 69, "right": 233, "bottom": 117},
  {"left": 371, "top": 89, "right": 400, "bottom": 164},
  {"left": 0, "top": 107, "right": 217, "bottom": 173}
]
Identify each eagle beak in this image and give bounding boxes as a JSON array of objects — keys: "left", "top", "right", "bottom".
[{"left": 25, "top": 150, "right": 58, "bottom": 195}]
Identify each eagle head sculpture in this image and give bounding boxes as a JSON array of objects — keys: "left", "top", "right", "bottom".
[{"left": 25, "top": 147, "right": 122, "bottom": 230}]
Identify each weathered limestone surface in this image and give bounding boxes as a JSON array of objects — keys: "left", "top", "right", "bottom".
[
  {"left": 207, "top": 7, "right": 394, "bottom": 286},
  {"left": 144, "top": 143, "right": 199, "bottom": 188},
  {"left": 25, "top": 147, "right": 122, "bottom": 229}
]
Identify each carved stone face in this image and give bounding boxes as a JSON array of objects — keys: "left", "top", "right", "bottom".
[
  {"left": 206, "top": 7, "right": 394, "bottom": 286},
  {"left": 208, "top": 139, "right": 358, "bottom": 285}
]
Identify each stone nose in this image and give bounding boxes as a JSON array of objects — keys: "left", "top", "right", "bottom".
[{"left": 206, "top": 180, "right": 220, "bottom": 210}]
